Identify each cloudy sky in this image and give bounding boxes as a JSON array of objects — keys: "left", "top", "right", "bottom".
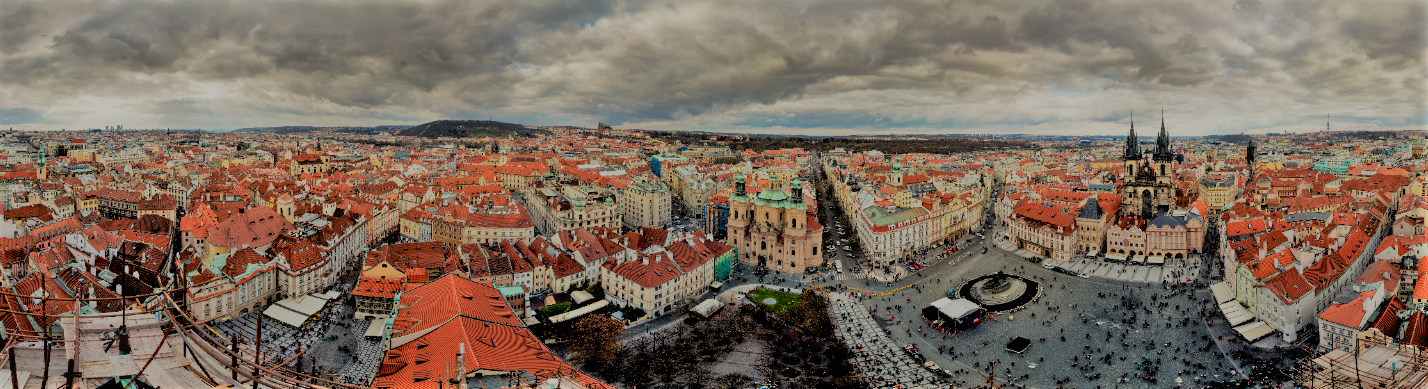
[{"left": 0, "top": 0, "right": 1422, "bottom": 135}]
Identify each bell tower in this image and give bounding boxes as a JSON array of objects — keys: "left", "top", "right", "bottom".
[
  {"left": 1246, "top": 135, "right": 1257, "bottom": 179},
  {"left": 784, "top": 178, "right": 806, "bottom": 236},
  {"left": 1152, "top": 109, "right": 1175, "bottom": 185},
  {"left": 1123, "top": 112, "right": 1142, "bottom": 176},
  {"left": 36, "top": 141, "right": 47, "bottom": 180},
  {"left": 728, "top": 171, "right": 751, "bottom": 232}
]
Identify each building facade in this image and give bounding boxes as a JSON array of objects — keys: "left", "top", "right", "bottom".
[
  {"left": 621, "top": 178, "right": 672, "bottom": 229},
  {"left": 726, "top": 171, "right": 823, "bottom": 274}
]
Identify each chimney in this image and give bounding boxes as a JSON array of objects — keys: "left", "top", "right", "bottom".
[
  {"left": 642, "top": 255, "right": 649, "bottom": 266},
  {"left": 455, "top": 343, "right": 468, "bottom": 389}
]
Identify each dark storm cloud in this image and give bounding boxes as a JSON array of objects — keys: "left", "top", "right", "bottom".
[{"left": 0, "top": 0, "right": 1420, "bottom": 134}]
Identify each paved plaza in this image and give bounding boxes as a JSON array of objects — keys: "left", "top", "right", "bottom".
[
  {"left": 206, "top": 292, "right": 383, "bottom": 387},
  {"left": 788, "top": 222, "right": 1257, "bottom": 388},
  {"left": 830, "top": 292, "right": 945, "bottom": 388}
]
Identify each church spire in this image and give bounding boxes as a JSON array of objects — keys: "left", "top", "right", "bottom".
[
  {"left": 1123, "top": 109, "right": 1141, "bottom": 160},
  {"left": 1154, "top": 107, "right": 1174, "bottom": 161}
]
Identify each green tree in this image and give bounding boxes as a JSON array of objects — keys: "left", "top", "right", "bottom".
[{"left": 538, "top": 302, "right": 572, "bottom": 318}]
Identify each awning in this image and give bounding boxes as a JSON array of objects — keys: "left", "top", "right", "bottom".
[
  {"left": 570, "top": 290, "right": 595, "bottom": 304},
  {"left": 263, "top": 304, "right": 311, "bottom": 328},
  {"left": 710, "top": 281, "right": 724, "bottom": 289},
  {"left": 1104, "top": 254, "right": 1127, "bottom": 262},
  {"left": 1218, "top": 301, "right": 1254, "bottom": 327},
  {"left": 263, "top": 294, "right": 331, "bottom": 328},
  {"left": 363, "top": 319, "right": 386, "bottom": 338},
  {"left": 548, "top": 300, "right": 610, "bottom": 324},
  {"left": 1147, "top": 256, "right": 1165, "bottom": 265},
  {"left": 1085, "top": 251, "right": 1099, "bottom": 258},
  {"left": 1210, "top": 282, "right": 1235, "bottom": 304},
  {"left": 1131, "top": 255, "right": 1146, "bottom": 264},
  {"left": 1234, "top": 321, "right": 1275, "bottom": 342},
  {"left": 689, "top": 299, "right": 724, "bottom": 318}
]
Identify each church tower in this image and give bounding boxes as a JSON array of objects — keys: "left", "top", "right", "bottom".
[
  {"left": 728, "top": 171, "right": 750, "bottom": 234},
  {"left": 1246, "top": 135, "right": 1257, "bottom": 179},
  {"left": 890, "top": 160, "right": 904, "bottom": 186},
  {"left": 1152, "top": 109, "right": 1175, "bottom": 185},
  {"left": 36, "top": 141, "right": 47, "bottom": 180},
  {"left": 1123, "top": 112, "right": 1142, "bottom": 176},
  {"left": 784, "top": 177, "right": 807, "bottom": 237}
]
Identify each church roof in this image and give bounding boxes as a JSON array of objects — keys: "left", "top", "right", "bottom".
[
  {"left": 1077, "top": 196, "right": 1103, "bottom": 219},
  {"left": 1148, "top": 210, "right": 1185, "bottom": 229}
]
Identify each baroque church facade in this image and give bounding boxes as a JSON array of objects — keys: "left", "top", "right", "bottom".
[{"left": 727, "top": 169, "right": 824, "bottom": 274}]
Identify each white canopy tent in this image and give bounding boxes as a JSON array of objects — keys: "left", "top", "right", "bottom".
[
  {"left": 570, "top": 290, "right": 596, "bottom": 304},
  {"left": 929, "top": 298, "right": 982, "bottom": 318}
]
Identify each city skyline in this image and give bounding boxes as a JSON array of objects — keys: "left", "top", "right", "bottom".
[{"left": 0, "top": 0, "right": 1423, "bottom": 136}]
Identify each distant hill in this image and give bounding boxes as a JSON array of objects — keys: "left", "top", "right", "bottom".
[
  {"left": 397, "top": 120, "right": 548, "bottom": 139},
  {"left": 1208, "top": 134, "right": 1254, "bottom": 145}
]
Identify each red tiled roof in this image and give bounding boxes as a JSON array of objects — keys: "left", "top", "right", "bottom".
[
  {"left": 1012, "top": 202, "right": 1075, "bottom": 233},
  {"left": 389, "top": 274, "right": 524, "bottom": 336},
  {"left": 1318, "top": 289, "right": 1373, "bottom": 328},
  {"left": 1259, "top": 267, "right": 1313, "bottom": 305},
  {"left": 367, "top": 242, "right": 451, "bottom": 273},
  {"left": 353, "top": 276, "right": 405, "bottom": 299},
  {"left": 1402, "top": 311, "right": 1428, "bottom": 350},
  {"left": 1225, "top": 219, "right": 1269, "bottom": 237},
  {"left": 605, "top": 253, "right": 683, "bottom": 289},
  {"left": 1368, "top": 298, "right": 1406, "bottom": 338},
  {"left": 206, "top": 206, "right": 292, "bottom": 250}
]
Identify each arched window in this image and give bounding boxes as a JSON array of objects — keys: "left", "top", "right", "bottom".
[
  {"left": 1160, "top": 164, "right": 1166, "bottom": 176},
  {"left": 792, "top": 218, "right": 797, "bottom": 228},
  {"left": 761, "top": 241, "right": 766, "bottom": 250}
]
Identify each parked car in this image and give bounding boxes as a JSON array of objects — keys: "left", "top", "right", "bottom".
[{"left": 1042, "top": 262, "right": 1055, "bottom": 269}]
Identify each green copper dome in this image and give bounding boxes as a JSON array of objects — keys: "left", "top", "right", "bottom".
[{"left": 757, "top": 189, "right": 789, "bottom": 202}]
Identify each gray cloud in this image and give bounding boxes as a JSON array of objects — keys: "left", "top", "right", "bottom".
[
  {"left": 0, "top": 107, "right": 48, "bottom": 125},
  {"left": 0, "top": 0, "right": 1420, "bottom": 134}
]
